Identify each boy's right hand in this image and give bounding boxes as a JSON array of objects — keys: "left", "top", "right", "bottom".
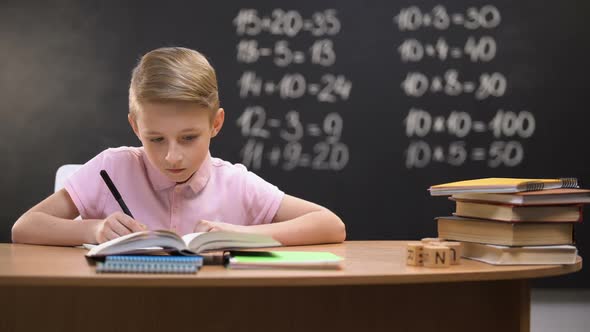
[{"left": 95, "top": 212, "right": 147, "bottom": 243}]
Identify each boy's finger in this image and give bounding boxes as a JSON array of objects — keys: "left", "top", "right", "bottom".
[
  {"left": 193, "top": 220, "right": 211, "bottom": 232},
  {"left": 103, "top": 228, "right": 121, "bottom": 242},
  {"left": 110, "top": 218, "right": 133, "bottom": 236},
  {"left": 117, "top": 214, "right": 145, "bottom": 233}
]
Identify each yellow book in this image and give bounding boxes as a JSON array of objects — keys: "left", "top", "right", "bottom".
[{"left": 429, "top": 177, "right": 578, "bottom": 196}]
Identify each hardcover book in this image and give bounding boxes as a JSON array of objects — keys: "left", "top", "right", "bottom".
[
  {"left": 453, "top": 200, "right": 582, "bottom": 222},
  {"left": 436, "top": 216, "right": 574, "bottom": 246},
  {"left": 86, "top": 230, "right": 281, "bottom": 257},
  {"left": 461, "top": 242, "right": 578, "bottom": 265}
]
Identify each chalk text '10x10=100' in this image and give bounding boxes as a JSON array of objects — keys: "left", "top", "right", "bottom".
[{"left": 404, "top": 109, "right": 535, "bottom": 139}]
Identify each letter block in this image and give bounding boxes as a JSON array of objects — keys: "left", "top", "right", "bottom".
[
  {"left": 406, "top": 242, "right": 424, "bottom": 266},
  {"left": 420, "top": 237, "right": 442, "bottom": 244},
  {"left": 423, "top": 245, "right": 451, "bottom": 268},
  {"left": 439, "top": 241, "right": 463, "bottom": 265},
  {"left": 409, "top": 240, "right": 462, "bottom": 267}
]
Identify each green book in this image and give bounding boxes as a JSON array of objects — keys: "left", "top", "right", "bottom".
[{"left": 226, "top": 251, "right": 343, "bottom": 269}]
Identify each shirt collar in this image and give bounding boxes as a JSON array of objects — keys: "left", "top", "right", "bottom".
[
  {"left": 187, "top": 153, "right": 212, "bottom": 194},
  {"left": 142, "top": 148, "right": 212, "bottom": 194}
]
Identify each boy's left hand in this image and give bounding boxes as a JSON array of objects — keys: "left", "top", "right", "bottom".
[{"left": 193, "top": 220, "right": 248, "bottom": 233}]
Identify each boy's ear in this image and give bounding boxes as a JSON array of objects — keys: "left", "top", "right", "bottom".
[
  {"left": 128, "top": 113, "right": 140, "bottom": 138},
  {"left": 211, "top": 108, "right": 225, "bottom": 137}
]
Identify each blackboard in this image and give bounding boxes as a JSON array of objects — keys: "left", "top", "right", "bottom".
[{"left": 1, "top": 0, "right": 589, "bottom": 287}]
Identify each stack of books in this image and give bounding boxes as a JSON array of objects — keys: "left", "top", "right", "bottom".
[{"left": 429, "top": 178, "right": 588, "bottom": 265}]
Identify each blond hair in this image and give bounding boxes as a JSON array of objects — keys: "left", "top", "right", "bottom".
[{"left": 129, "top": 47, "right": 219, "bottom": 115}]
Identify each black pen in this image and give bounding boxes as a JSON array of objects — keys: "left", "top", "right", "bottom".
[
  {"left": 201, "top": 252, "right": 230, "bottom": 265},
  {"left": 100, "top": 170, "right": 134, "bottom": 218}
]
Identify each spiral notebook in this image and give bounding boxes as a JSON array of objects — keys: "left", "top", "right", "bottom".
[
  {"left": 96, "top": 255, "right": 203, "bottom": 274},
  {"left": 429, "top": 177, "right": 578, "bottom": 196}
]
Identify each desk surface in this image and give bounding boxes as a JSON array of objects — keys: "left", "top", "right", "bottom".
[{"left": 0, "top": 241, "right": 581, "bottom": 287}]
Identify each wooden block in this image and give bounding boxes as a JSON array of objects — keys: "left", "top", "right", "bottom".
[
  {"left": 439, "top": 241, "right": 463, "bottom": 265},
  {"left": 423, "top": 245, "right": 451, "bottom": 268},
  {"left": 420, "top": 237, "right": 442, "bottom": 244},
  {"left": 406, "top": 242, "right": 424, "bottom": 266}
]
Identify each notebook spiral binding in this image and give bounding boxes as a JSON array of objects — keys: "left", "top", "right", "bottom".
[
  {"left": 524, "top": 182, "right": 545, "bottom": 191},
  {"left": 524, "top": 177, "right": 579, "bottom": 191},
  {"left": 560, "top": 177, "right": 579, "bottom": 188},
  {"left": 96, "top": 255, "right": 202, "bottom": 274},
  {"left": 106, "top": 255, "right": 201, "bottom": 263},
  {"left": 96, "top": 261, "right": 199, "bottom": 274}
]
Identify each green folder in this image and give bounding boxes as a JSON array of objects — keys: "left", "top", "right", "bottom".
[{"left": 226, "top": 251, "right": 343, "bottom": 269}]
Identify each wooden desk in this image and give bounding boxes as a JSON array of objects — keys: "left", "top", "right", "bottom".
[{"left": 0, "top": 242, "right": 581, "bottom": 332}]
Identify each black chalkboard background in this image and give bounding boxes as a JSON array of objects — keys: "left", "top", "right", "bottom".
[{"left": 1, "top": 0, "right": 588, "bottom": 287}]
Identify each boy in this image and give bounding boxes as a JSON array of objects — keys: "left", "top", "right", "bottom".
[{"left": 12, "top": 47, "right": 346, "bottom": 246}]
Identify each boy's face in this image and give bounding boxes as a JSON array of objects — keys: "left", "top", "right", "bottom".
[{"left": 129, "top": 102, "right": 224, "bottom": 183}]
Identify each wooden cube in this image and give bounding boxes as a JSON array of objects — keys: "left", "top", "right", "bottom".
[
  {"left": 420, "top": 237, "right": 442, "bottom": 244},
  {"left": 439, "top": 241, "right": 463, "bottom": 265},
  {"left": 423, "top": 245, "right": 451, "bottom": 268},
  {"left": 406, "top": 242, "right": 424, "bottom": 266}
]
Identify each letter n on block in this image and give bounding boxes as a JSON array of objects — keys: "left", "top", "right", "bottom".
[{"left": 423, "top": 245, "right": 451, "bottom": 268}]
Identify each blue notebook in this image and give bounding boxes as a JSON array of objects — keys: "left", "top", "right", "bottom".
[{"left": 96, "top": 255, "right": 203, "bottom": 274}]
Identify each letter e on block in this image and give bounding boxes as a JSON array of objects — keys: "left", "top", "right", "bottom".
[
  {"left": 423, "top": 245, "right": 451, "bottom": 268},
  {"left": 406, "top": 242, "right": 424, "bottom": 266}
]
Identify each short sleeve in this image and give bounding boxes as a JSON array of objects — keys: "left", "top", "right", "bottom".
[
  {"left": 240, "top": 168, "right": 285, "bottom": 225},
  {"left": 64, "top": 150, "right": 109, "bottom": 219}
]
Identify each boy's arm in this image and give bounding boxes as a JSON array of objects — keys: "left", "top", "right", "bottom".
[
  {"left": 266, "top": 194, "right": 346, "bottom": 245},
  {"left": 11, "top": 189, "right": 145, "bottom": 246},
  {"left": 12, "top": 189, "right": 99, "bottom": 245},
  {"left": 195, "top": 195, "right": 346, "bottom": 246}
]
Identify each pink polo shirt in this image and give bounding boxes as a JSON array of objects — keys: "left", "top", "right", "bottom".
[{"left": 64, "top": 146, "right": 284, "bottom": 235}]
